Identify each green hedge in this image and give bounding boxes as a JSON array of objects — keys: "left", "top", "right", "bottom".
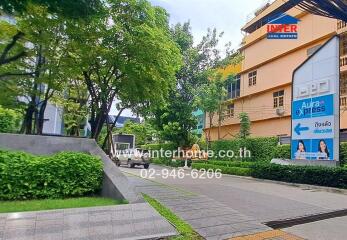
[
  {"left": 341, "top": 143, "right": 347, "bottom": 166},
  {"left": 272, "top": 144, "right": 291, "bottom": 159},
  {"left": 192, "top": 161, "right": 347, "bottom": 189},
  {"left": 204, "top": 160, "right": 255, "bottom": 168},
  {"left": 0, "top": 150, "right": 103, "bottom": 200},
  {"left": 211, "top": 137, "right": 278, "bottom": 162},
  {"left": 272, "top": 143, "right": 347, "bottom": 164},
  {"left": 0, "top": 106, "right": 21, "bottom": 133},
  {"left": 192, "top": 163, "right": 251, "bottom": 176},
  {"left": 251, "top": 163, "right": 347, "bottom": 189}
]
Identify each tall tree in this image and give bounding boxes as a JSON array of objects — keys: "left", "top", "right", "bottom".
[
  {"left": 152, "top": 23, "right": 229, "bottom": 147},
  {"left": 1, "top": 5, "right": 72, "bottom": 134},
  {"left": 0, "top": 0, "right": 101, "bottom": 69},
  {"left": 196, "top": 73, "right": 228, "bottom": 143},
  {"left": 67, "top": 0, "right": 182, "bottom": 141}
]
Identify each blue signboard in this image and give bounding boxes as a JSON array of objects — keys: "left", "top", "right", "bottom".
[{"left": 291, "top": 36, "right": 340, "bottom": 162}]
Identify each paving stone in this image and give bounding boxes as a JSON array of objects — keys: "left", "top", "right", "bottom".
[{"left": 0, "top": 202, "right": 177, "bottom": 240}]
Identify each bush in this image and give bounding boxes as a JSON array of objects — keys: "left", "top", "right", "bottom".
[
  {"left": 0, "top": 150, "right": 103, "bottom": 200},
  {"left": 192, "top": 163, "right": 251, "bottom": 176},
  {"left": 341, "top": 143, "right": 347, "bottom": 166},
  {"left": 272, "top": 144, "right": 291, "bottom": 159},
  {"left": 211, "top": 137, "right": 278, "bottom": 162},
  {"left": 205, "top": 160, "right": 256, "bottom": 168},
  {"left": 0, "top": 106, "right": 21, "bottom": 133},
  {"left": 250, "top": 163, "right": 347, "bottom": 189}
]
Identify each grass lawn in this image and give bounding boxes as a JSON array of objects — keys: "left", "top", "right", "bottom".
[
  {"left": 143, "top": 194, "right": 203, "bottom": 240},
  {"left": 0, "top": 197, "right": 128, "bottom": 213}
]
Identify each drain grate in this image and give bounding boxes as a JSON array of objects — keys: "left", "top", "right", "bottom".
[{"left": 264, "top": 209, "right": 347, "bottom": 229}]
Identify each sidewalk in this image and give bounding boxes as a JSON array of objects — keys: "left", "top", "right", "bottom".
[
  {"left": 0, "top": 203, "right": 176, "bottom": 240},
  {"left": 125, "top": 171, "right": 271, "bottom": 240}
]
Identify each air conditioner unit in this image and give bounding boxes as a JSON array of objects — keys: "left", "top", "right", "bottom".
[{"left": 276, "top": 108, "right": 285, "bottom": 116}]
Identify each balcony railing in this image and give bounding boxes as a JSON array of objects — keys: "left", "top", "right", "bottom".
[
  {"left": 338, "top": 20, "right": 347, "bottom": 30},
  {"left": 341, "top": 96, "right": 347, "bottom": 107},
  {"left": 340, "top": 55, "right": 347, "bottom": 67}
]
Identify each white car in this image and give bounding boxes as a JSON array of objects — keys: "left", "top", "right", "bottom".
[{"left": 113, "top": 148, "right": 150, "bottom": 169}]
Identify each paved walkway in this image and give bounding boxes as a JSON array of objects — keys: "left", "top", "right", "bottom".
[
  {"left": 230, "top": 230, "right": 304, "bottom": 240},
  {"left": 125, "top": 172, "right": 271, "bottom": 240},
  {"left": 0, "top": 203, "right": 177, "bottom": 240}
]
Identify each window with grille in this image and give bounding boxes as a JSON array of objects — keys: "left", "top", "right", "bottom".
[
  {"left": 341, "top": 97, "right": 347, "bottom": 107},
  {"left": 273, "top": 90, "right": 284, "bottom": 108},
  {"left": 341, "top": 73, "right": 347, "bottom": 96},
  {"left": 225, "top": 104, "right": 235, "bottom": 118},
  {"left": 248, "top": 71, "right": 257, "bottom": 86},
  {"left": 341, "top": 33, "right": 347, "bottom": 56}
]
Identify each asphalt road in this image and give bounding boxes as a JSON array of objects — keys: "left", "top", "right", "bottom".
[{"left": 121, "top": 164, "right": 347, "bottom": 240}]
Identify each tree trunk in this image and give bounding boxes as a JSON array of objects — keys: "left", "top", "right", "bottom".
[
  {"left": 36, "top": 100, "right": 48, "bottom": 135},
  {"left": 101, "top": 107, "right": 125, "bottom": 151}
]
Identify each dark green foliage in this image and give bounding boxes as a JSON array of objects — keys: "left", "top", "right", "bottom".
[
  {"left": 0, "top": 0, "right": 102, "bottom": 18},
  {"left": 340, "top": 143, "right": 347, "bottom": 166},
  {"left": 211, "top": 137, "right": 278, "bottom": 161},
  {"left": 238, "top": 112, "right": 250, "bottom": 139},
  {"left": 251, "top": 163, "right": 347, "bottom": 189},
  {"left": 0, "top": 150, "right": 103, "bottom": 200},
  {"left": 272, "top": 144, "right": 291, "bottom": 159},
  {"left": 204, "top": 160, "right": 256, "bottom": 168},
  {"left": 0, "top": 106, "right": 20, "bottom": 133},
  {"left": 192, "top": 163, "right": 251, "bottom": 176}
]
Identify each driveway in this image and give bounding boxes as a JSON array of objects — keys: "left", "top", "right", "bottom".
[{"left": 121, "top": 164, "right": 347, "bottom": 240}]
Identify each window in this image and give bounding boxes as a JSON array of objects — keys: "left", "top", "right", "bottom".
[
  {"left": 225, "top": 104, "right": 235, "bottom": 118},
  {"left": 340, "top": 33, "right": 347, "bottom": 56},
  {"left": 227, "top": 74, "right": 241, "bottom": 99},
  {"left": 273, "top": 90, "right": 284, "bottom": 108},
  {"left": 341, "top": 73, "right": 347, "bottom": 96},
  {"left": 307, "top": 45, "right": 322, "bottom": 57},
  {"left": 248, "top": 71, "right": 257, "bottom": 86},
  {"left": 341, "top": 97, "right": 347, "bottom": 107}
]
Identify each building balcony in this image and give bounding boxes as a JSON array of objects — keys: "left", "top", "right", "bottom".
[
  {"left": 337, "top": 20, "right": 347, "bottom": 34},
  {"left": 340, "top": 55, "right": 347, "bottom": 72}
]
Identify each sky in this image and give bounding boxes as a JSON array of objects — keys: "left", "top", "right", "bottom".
[
  {"left": 111, "top": 0, "right": 271, "bottom": 117},
  {"left": 149, "top": 0, "right": 271, "bottom": 51}
]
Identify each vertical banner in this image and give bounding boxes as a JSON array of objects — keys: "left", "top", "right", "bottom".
[{"left": 291, "top": 36, "right": 340, "bottom": 161}]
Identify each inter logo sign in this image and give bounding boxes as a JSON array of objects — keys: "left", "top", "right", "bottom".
[{"left": 267, "top": 13, "right": 299, "bottom": 39}]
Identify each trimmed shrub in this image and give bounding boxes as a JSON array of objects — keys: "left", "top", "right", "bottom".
[
  {"left": 211, "top": 137, "right": 278, "bottom": 162},
  {"left": 0, "top": 150, "right": 103, "bottom": 200},
  {"left": 192, "top": 163, "right": 251, "bottom": 176},
  {"left": 341, "top": 143, "right": 347, "bottom": 166},
  {"left": 205, "top": 160, "right": 256, "bottom": 168},
  {"left": 272, "top": 144, "right": 291, "bottom": 159},
  {"left": 250, "top": 163, "right": 347, "bottom": 189},
  {"left": 0, "top": 106, "right": 21, "bottom": 133}
]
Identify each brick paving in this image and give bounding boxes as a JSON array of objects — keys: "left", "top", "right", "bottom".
[
  {"left": 230, "top": 230, "right": 305, "bottom": 240},
  {"left": 125, "top": 172, "right": 272, "bottom": 240},
  {"left": 0, "top": 203, "right": 177, "bottom": 240}
]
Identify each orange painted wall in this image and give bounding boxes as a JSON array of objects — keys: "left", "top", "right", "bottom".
[{"left": 204, "top": 3, "right": 347, "bottom": 141}]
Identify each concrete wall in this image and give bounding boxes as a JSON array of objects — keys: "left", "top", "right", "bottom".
[{"left": 0, "top": 134, "right": 143, "bottom": 203}]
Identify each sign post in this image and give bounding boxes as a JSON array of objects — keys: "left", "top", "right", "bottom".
[{"left": 291, "top": 36, "right": 340, "bottom": 165}]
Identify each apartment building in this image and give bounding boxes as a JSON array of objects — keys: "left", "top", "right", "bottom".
[{"left": 205, "top": 0, "right": 347, "bottom": 141}]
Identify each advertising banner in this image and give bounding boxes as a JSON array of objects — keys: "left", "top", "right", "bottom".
[{"left": 291, "top": 36, "right": 340, "bottom": 161}]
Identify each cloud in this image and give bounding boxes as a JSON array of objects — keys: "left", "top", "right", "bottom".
[{"left": 150, "top": 0, "right": 269, "bottom": 51}]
